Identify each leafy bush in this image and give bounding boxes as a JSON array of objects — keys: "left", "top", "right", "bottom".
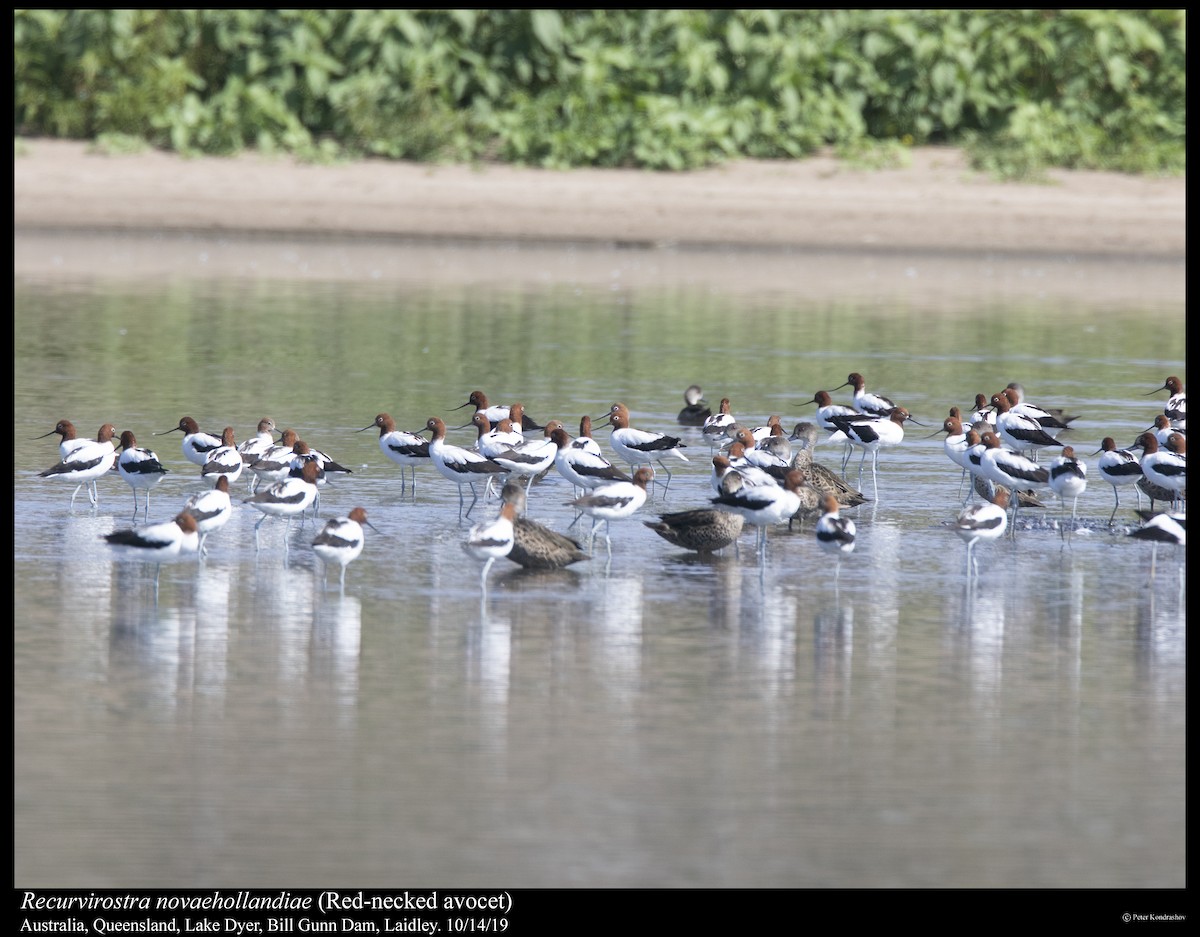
[{"left": 13, "top": 9, "right": 1185, "bottom": 175}]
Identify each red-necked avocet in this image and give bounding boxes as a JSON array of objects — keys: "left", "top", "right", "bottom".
[
  {"left": 246, "top": 428, "right": 300, "bottom": 493},
  {"left": 155, "top": 416, "right": 224, "bottom": 467},
  {"left": 422, "top": 416, "right": 508, "bottom": 520},
  {"left": 815, "top": 492, "right": 856, "bottom": 585},
  {"left": 977, "top": 432, "right": 1050, "bottom": 535},
  {"left": 1146, "top": 375, "right": 1185, "bottom": 430},
  {"left": 600, "top": 403, "right": 688, "bottom": 493},
  {"left": 1092, "top": 437, "right": 1144, "bottom": 525},
  {"left": 1134, "top": 432, "right": 1186, "bottom": 512},
  {"left": 183, "top": 475, "right": 232, "bottom": 557},
  {"left": 34, "top": 419, "right": 92, "bottom": 460},
  {"left": 989, "top": 393, "right": 1064, "bottom": 459},
  {"left": 38, "top": 423, "right": 118, "bottom": 508},
  {"left": 547, "top": 424, "right": 631, "bottom": 497},
  {"left": 237, "top": 417, "right": 277, "bottom": 467},
  {"left": 465, "top": 498, "right": 518, "bottom": 588},
  {"left": 827, "top": 407, "right": 918, "bottom": 493},
  {"left": 711, "top": 467, "right": 808, "bottom": 560},
  {"left": 116, "top": 430, "right": 169, "bottom": 518},
  {"left": 834, "top": 372, "right": 899, "bottom": 420},
  {"left": 358, "top": 413, "right": 429, "bottom": 498},
  {"left": 1047, "top": 445, "right": 1088, "bottom": 540},
  {"left": 567, "top": 465, "right": 654, "bottom": 555},
  {"left": 701, "top": 397, "right": 737, "bottom": 447},
  {"left": 452, "top": 390, "right": 542, "bottom": 432},
  {"left": 200, "top": 427, "right": 244, "bottom": 488},
  {"left": 312, "top": 506, "right": 379, "bottom": 590},
  {"left": 242, "top": 459, "right": 321, "bottom": 552},
  {"left": 953, "top": 487, "right": 1009, "bottom": 577},
  {"left": 104, "top": 510, "right": 199, "bottom": 562}
]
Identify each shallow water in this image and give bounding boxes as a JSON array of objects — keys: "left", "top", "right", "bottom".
[{"left": 14, "top": 234, "right": 1186, "bottom": 888}]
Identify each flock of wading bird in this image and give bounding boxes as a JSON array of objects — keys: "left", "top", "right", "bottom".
[{"left": 33, "top": 373, "right": 1186, "bottom": 589}]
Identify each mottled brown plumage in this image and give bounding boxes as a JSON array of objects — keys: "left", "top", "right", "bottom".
[
  {"left": 788, "top": 422, "right": 869, "bottom": 507},
  {"left": 644, "top": 508, "right": 744, "bottom": 554},
  {"left": 500, "top": 482, "right": 590, "bottom": 569}
]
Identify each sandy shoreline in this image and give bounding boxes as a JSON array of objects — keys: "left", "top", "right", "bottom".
[
  {"left": 14, "top": 138, "right": 1185, "bottom": 255},
  {"left": 13, "top": 138, "right": 1186, "bottom": 304}
]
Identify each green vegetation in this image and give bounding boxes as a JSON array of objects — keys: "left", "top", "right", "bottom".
[{"left": 13, "top": 9, "right": 1185, "bottom": 177}]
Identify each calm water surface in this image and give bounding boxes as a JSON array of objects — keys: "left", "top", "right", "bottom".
[{"left": 14, "top": 234, "right": 1185, "bottom": 889}]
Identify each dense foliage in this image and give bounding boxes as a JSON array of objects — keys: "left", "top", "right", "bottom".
[{"left": 13, "top": 9, "right": 1186, "bottom": 176}]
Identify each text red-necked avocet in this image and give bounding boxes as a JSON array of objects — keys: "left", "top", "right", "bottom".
[
  {"left": 312, "top": 506, "right": 379, "bottom": 591},
  {"left": 422, "top": 416, "right": 508, "bottom": 520},
  {"left": 200, "top": 427, "right": 244, "bottom": 488},
  {"left": 978, "top": 432, "right": 1049, "bottom": 535},
  {"left": 600, "top": 403, "right": 688, "bottom": 493},
  {"left": 1146, "top": 375, "right": 1185, "bottom": 430},
  {"left": 465, "top": 498, "right": 519, "bottom": 588},
  {"left": 237, "top": 417, "right": 277, "bottom": 468},
  {"left": 183, "top": 475, "right": 232, "bottom": 557},
  {"left": 1047, "top": 445, "right": 1088, "bottom": 540},
  {"left": 243, "top": 459, "right": 321, "bottom": 552},
  {"left": 1134, "top": 431, "right": 1186, "bottom": 512},
  {"left": 953, "top": 487, "right": 1009, "bottom": 577},
  {"left": 827, "top": 406, "right": 918, "bottom": 493},
  {"left": 358, "top": 413, "right": 429, "bottom": 497},
  {"left": 116, "top": 430, "right": 169, "bottom": 519},
  {"left": 815, "top": 492, "right": 856, "bottom": 585},
  {"left": 500, "top": 480, "right": 591, "bottom": 569},
  {"left": 677, "top": 385, "right": 711, "bottom": 426},
  {"left": 38, "top": 423, "right": 118, "bottom": 508},
  {"left": 1092, "top": 436, "right": 1144, "bottom": 524},
  {"left": 834, "top": 372, "right": 899, "bottom": 420},
  {"left": 34, "top": 419, "right": 93, "bottom": 460},
  {"left": 155, "top": 416, "right": 224, "bottom": 467},
  {"left": 989, "top": 393, "right": 1064, "bottom": 459},
  {"left": 567, "top": 465, "right": 653, "bottom": 555},
  {"left": 711, "top": 467, "right": 808, "bottom": 560}
]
